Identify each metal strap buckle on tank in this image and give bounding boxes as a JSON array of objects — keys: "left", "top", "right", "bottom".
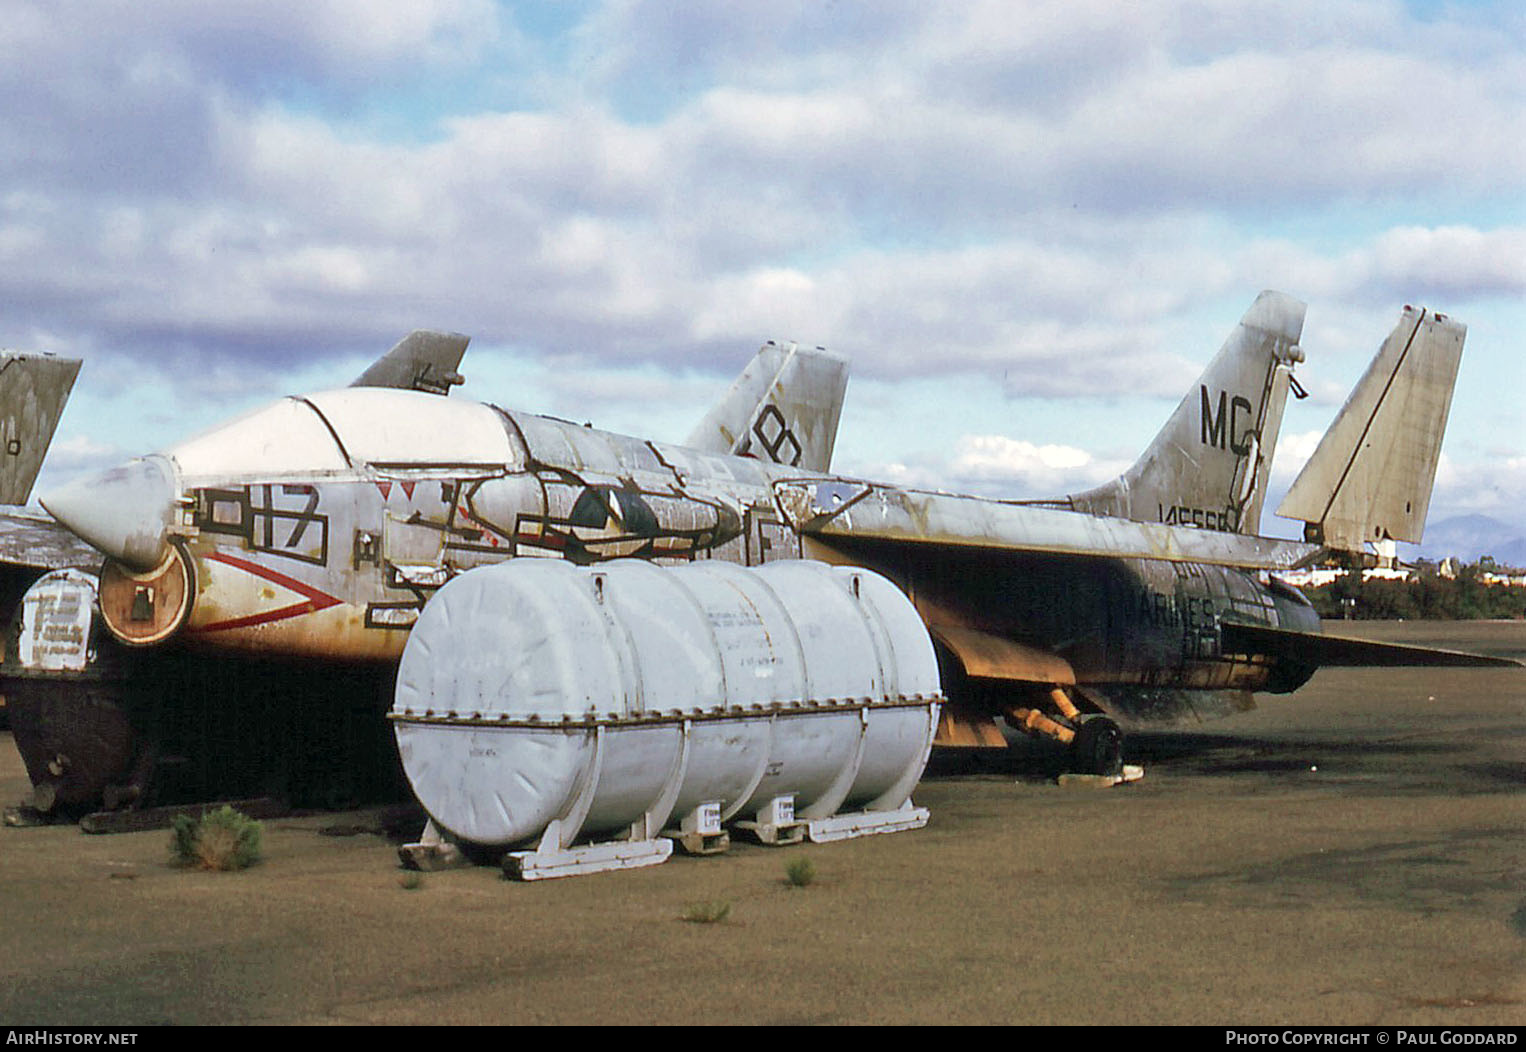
[{"left": 388, "top": 693, "right": 945, "bottom": 729}]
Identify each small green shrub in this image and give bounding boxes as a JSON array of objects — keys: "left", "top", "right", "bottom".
[
  {"left": 170, "top": 806, "right": 263, "bottom": 871},
  {"left": 784, "top": 855, "right": 816, "bottom": 888},
  {"left": 398, "top": 871, "right": 425, "bottom": 891},
  {"left": 169, "top": 814, "right": 199, "bottom": 864},
  {"left": 680, "top": 899, "right": 732, "bottom": 924}
]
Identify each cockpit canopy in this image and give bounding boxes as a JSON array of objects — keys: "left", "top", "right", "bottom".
[{"left": 166, "top": 388, "right": 519, "bottom": 482}]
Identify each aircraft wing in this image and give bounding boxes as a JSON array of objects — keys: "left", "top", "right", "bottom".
[
  {"left": 775, "top": 479, "right": 1320, "bottom": 570},
  {"left": 1221, "top": 622, "right": 1522, "bottom": 668},
  {"left": 0, "top": 508, "right": 101, "bottom": 572}
]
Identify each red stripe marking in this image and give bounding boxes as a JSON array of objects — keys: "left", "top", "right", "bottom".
[
  {"left": 191, "top": 551, "right": 344, "bottom": 633},
  {"left": 400, "top": 481, "right": 416, "bottom": 500},
  {"left": 376, "top": 481, "right": 392, "bottom": 500},
  {"left": 459, "top": 503, "right": 501, "bottom": 547}
]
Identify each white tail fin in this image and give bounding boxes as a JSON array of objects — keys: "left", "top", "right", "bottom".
[
  {"left": 1069, "top": 291, "right": 1306, "bottom": 534},
  {"left": 0, "top": 352, "right": 82, "bottom": 505},
  {"left": 685, "top": 341, "right": 849, "bottom": 472},
  {"left": 1277, "top": 306, "right": 1464, "bottom": 551}
]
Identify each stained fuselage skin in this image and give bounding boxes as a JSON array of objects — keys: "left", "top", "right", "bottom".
[{"left": 104, "top": 387, "right": 1317, "bottom": 702}]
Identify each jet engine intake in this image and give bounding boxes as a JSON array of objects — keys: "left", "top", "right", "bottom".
[{"left": 97, "top": 544, "right": 195, "bottom": 646}]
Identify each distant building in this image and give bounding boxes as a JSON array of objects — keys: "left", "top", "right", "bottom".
[{"left": 1276, "top": 567, "right": 1342, "bottom": 588}]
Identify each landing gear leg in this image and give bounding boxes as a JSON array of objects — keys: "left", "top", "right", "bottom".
[{"left": 1002, "top": 687, "right": 1126, "bottom": 777}]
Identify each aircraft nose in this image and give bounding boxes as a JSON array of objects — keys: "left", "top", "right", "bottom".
[{"left": 41, "top": 455, "right": 180, "bottom": 572}]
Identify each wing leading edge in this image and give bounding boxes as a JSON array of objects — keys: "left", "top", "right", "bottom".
[{"left": 776, "top": 479, "right": 1319, "bottom": 570}]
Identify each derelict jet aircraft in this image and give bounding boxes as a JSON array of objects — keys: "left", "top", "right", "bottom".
[{"left": 14, "top": 293, "right": 1516, "bottom": 818}]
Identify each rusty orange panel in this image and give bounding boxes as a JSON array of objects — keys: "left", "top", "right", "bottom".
[
  {"left": 934, "top": 704, "right": 1008, "bottom": 748},
  {"left": 931, "top": 624, "right": 1076, "bottom": 685}
]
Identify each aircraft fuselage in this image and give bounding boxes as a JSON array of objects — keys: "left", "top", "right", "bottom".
[{"left": 79, "top": 387, "right": 1319, "bottom": 700}]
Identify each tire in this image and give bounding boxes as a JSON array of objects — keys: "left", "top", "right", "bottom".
[{"left": 1070, "top": 715, "right": 1123, "bottom": 776}]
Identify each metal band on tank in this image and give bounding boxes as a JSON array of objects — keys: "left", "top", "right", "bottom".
[{"left": 389, "top": 693, "right": 943, "bottom": 728}]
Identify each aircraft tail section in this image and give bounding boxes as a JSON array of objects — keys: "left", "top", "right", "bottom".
[
  {"left": 350, "top": 330, "right": 468, "bottom": 396},
  {"left": 0, "top": 352, "right": 82, "bottom": 505},
  {"left": 1069, "top": 290, "right": 1306, "bottom": 534},
  {"left": 1276, "top": 306, "right": 1464, "bottom": 552},
  {"left": 685, "top": 341, "right": 849, "bottom": 472}
]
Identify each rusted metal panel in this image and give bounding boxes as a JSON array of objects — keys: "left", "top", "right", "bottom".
[
  {"left": 933, "top": 705, "right": 1008, "bottom": 747},
  {"left": 930, "top": 624, "right": 1077, "bottom": 684},
  {"left": 98, "top": 547, "right": 193, "bottom": 646}
]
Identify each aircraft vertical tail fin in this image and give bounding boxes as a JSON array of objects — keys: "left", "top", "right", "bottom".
[
  {"left": 685, "top": 341, "right": 849, "bottom": 472},
  {"left": 0, "top": 352, "right": 82, "bottom": 505},
  {"left": 1276, "top": 306, "right": 1464, "bottom": 552},
  {"left": 350, "top": 330, "right": 468, "bottom": 396},
  {"left": 1069, "top": 291, "right": 1306, "bottom": 534}
]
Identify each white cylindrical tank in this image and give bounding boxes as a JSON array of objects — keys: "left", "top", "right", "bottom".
[{"left": 391, "top": 559, "right": 942, "bottom": 849}]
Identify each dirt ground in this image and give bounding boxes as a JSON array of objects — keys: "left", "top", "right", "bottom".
[{"left": 1, "top": 620, "right": 1522, "bottom": 1026}]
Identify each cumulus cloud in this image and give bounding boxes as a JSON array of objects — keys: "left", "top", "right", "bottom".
[
  {"left": 851, "top": 431, "right": 1131, "bottom": 500},
  {"left": 1, "top": 1, "right": 1520, "bottom": 527},
  {"left": 950, "top": 434, "right": 1125, "bottom": 490},
  {"left": 1429, "top": 452, "right": 1526, "bottom": 520},
  {"left": 1269, "top": 429, "right": 1326, "bottom": 483}
]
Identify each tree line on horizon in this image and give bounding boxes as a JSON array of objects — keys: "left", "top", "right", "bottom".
[{"left": 1303, "top": 559, "right": 1526, "bottom": 621}]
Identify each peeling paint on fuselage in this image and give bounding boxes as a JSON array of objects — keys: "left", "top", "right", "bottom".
[{"left": 161, "top": 391, "right": 1318, "bottom": 700}]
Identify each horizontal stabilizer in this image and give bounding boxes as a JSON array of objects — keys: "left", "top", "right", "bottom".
[
  {"left": 1221, "top": 622, "right": 1521, "bottom": 668},
  {"left": 0, "top": 352, "right": 82, "bottom": 505},
  {"left": 351, "top": 331, "right": 468, "bottom": 396},
  {"left": 687, "top": 341, "right": 848, "bottom": 472},
  {"left": 1278, "top": 306, "right": 1464, "bottom": 550}
]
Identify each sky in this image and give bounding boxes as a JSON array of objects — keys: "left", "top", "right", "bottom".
[{"left": 3, "top": 0, "right": 1523, "bottom": 541}]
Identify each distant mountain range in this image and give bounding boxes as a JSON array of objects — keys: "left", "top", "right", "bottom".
[{"left": 1413, "top": 514, "right": 1526, "bottom": 567}]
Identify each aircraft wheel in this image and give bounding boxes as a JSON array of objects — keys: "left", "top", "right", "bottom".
[{"left": 1070, "top": 716, "right": 1123, "bottom": 776}]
